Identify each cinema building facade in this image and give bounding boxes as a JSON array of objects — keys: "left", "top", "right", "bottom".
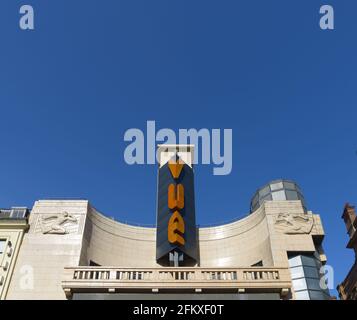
[{"left": 0, "top": 145, "right": 330, "bottom": 300}]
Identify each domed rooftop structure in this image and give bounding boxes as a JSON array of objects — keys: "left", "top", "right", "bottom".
[{"left": 250, "top": 179, "right": 306, "bottom": 213}]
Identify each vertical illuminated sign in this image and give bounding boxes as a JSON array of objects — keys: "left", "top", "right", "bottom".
[{"left": 156, "top": 145, "right": 198, "bottom": 266}]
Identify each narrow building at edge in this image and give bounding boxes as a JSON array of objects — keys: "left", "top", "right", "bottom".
[
  {"left": 337, "top": 203, "right": 357, "bottom": 300},
  {"left": 0, "top": 145, "right": 330, "bottom": 300}
]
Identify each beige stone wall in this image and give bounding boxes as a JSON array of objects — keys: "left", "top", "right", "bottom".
[
  {"left": 198, "top": 206, "right": 273, "bottom": 267},
  {"left": 81, "top": 204, "right": 274, "bottom": 268},
  {"left": 83, "top": 201, "right": 323, "bottom": 269},
  {"left": 6, "top": 200, "right": 89, "bottom": 300},
  {"left": 81, "top": 206, "right": 157, "bottom": 267},
  {"left": 6, "top": 199, "right": 325, "bottom": 299},
  {"left": 265, "top": 201, "right": 324, "bottom": 267}
]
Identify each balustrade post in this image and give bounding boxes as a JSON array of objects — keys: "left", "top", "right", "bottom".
[{"left": 109, "top": 269, "right": 116, "bottom": 280}]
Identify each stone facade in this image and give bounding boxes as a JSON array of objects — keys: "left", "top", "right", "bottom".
[
  {"left": 1, "top": 146, "right": 330, "bottom": 300},
  {"left": 337, "top": 203, "right": 357, "bottom": 300},
  {"left": 3, "top": 197, "right": 328, "bottom": 300},
  {"left": 6, "top": 200, "right": 88, "bottom": 300}
]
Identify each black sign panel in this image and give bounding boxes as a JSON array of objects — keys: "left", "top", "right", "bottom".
[{"left": 156, "top": 161, "right": 198, "bottom": 265}]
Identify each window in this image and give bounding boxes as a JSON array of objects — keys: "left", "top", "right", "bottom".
[
  {"left": 10, "top": 208, "right": 27, "bottom": 219},
  {"left": 288, "top": 253, "right": 330, "bottom": 300},
  {"left": 252, "top": 193, "right": 259, "bottom": 208},
  {"left": 272, "top": 190, "right": 286, "bottom": 201},
  {"left": 0, "top": 210, "right": 11, "bottom": 218},
  {"left": 0, "top": 240, "right": 6, "bottom": 254},
  {"left": 290, "top": 266, "right": 305, "bottom": 279},
  {"left": 270, "top": 182, "right": 283, "bottom": 191},
  {"left": 285, "top": 190, "right": 299, "bottom": 201},
  {"left": 300, "top": 255, "right": 318, "bottom": 268},
  {"left": 283, "top": 181, "right": 296, "bottom": 190},
  {"left": 294, "top": 290, "right": 310, "bottom": 300},
  {"left": 292, "top": 278, "right": 308, "bottom": 291},
  {"left": 261, "top": 194, "right": 272, "bottom": 202},
  {"left": 259, "top": 185, "right": 271, "bottom": 197}
]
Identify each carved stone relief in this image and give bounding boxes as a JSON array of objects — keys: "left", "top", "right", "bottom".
[
  {"left": 37, "top": 212, "right": 78, "bottom": 235},
  {"left": 274, "top": 213, "right": 313, "bottom": 234}
]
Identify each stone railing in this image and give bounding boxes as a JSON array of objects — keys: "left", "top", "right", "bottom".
[{"left": 62, "top": 266, "right": 291, "bottom": 298}]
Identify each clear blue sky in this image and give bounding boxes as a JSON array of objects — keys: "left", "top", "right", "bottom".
[{"left": 1, "top": 0, "right": 356, "bottom": 296}]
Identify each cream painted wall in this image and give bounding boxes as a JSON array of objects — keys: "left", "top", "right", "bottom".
[{"left": 0, "top": 221, "right": 28, "bottom": 300}]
